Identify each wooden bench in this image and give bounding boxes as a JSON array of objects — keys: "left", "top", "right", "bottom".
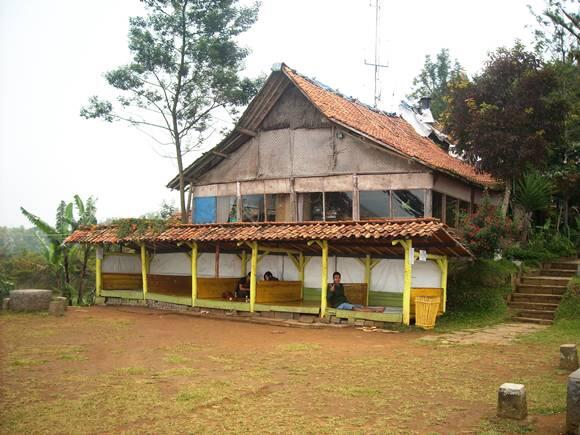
[
  {"left": 410, "top": 287, "right": 443, "bottom": 316},
  {"left": 102, "top": 273, "right": 142, "bottom": 290},
  {"left": 148, "top": 274, "right": 191, "bottom": 295},
  {"left": 343, "top": 283, "right": 368, "bottom": 305},
  {"left": 256, "top": 281, "right": 302, "bottom": 304},
  {"left": 196, "top": 277, "right": 239, "bottom": 299}
]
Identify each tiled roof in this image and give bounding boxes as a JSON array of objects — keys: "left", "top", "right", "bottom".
[
  {"left": 283, "top": 66, "right": 497, "bottom": 188},
  {"left": 65, "top": 219, "right": 472, "bottom": 257}
]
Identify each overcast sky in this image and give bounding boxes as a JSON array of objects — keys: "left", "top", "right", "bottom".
[{"left": 0, "top": 0, "right": 544, "bottom": 228}]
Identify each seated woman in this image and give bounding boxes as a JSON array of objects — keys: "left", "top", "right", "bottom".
[
  {"left": 263, "top": 271, "right": 279, "bottom": 281},
  {"left": 327, "top": 272, "right": 384, "bottom": 312},
  {"left": 236, "top": 272, "right": 251, "bottom": 300}
]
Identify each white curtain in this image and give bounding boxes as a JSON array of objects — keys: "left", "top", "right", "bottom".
[
  {"left": 149, "top": 252, "right": 190, "bottom": 276},
  {"left": 102, "top": 254, "right": 141, "bottom": 274}
]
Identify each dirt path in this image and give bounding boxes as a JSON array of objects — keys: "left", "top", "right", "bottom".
[
  {"left": 420, "top": 323, "right": 548, "bottom": 345},
  {"left": 0, "top": 306, "right": 568, "bottom": 434}
]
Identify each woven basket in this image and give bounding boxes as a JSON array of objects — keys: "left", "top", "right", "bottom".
[{"left": 415, "top": 296, "right": 441, "bottom": 330}]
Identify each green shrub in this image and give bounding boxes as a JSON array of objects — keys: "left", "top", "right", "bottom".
[
  {"left": 505, "top": 230, "right": 576, "bottom": 263},
  {"left": 556, "top": 277, "right": 580, "bottom": 321}
]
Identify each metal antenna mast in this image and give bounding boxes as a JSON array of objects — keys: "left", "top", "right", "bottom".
[{"left": 364, "top": 0, "right": 388, "bottom": 107}]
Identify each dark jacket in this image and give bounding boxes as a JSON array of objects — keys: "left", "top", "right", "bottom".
[{"left": 327, "top": 283, "right": 348, "bottom": 308}]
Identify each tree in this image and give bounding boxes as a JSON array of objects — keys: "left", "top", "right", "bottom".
[
  {"left": 408, "top": 49, "right": 463, "bottom": 120},
  {"left": 514, "top": 171, "right": 554, "bottom": 241},
  {"left": 21, "top": 195, "right": 97, "bottom": 304},
  {"left": 529, "top": 0, "right": 579, "bottom": 63},
  {"left": 442, "top": 43, "right": 567, "bottom": 216},
  {"left": 81, "top": 0, "right": 261, "bottom": 223}
]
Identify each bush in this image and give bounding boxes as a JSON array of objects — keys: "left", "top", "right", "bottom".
[
  {"left": 459, "top": 196, "right": 516, "bottom": 259},
  {"left": 505, "top": 227, "right": 576, "bottom": 264},
  {"left": 556, "top": 277, "right": 580, "bottom": 321}
]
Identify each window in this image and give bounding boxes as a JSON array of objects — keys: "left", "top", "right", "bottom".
[
  {"left": 194, "top": 197, "right": 216, "bottom": 224},
  {"left": 265, "top": 194, "right": 291, "bottom": 222},
  {"left": 360, "top": 190, "right": 389, "bottom": 219},
  {"left": 445, "top": 196, "right": 459, "bottom": 227},
  {"left": 242, "top": 195, "right": 264, "bottom": 222},
  {"left": 301, "top": 192, "right": 323, "bottom": 221},
  {"left": 392, "top": 190, "right": 425, "bottom": 218},
  {"left": 217, "top": 196, "right": 237, "bottom": 223},
  {"left": 325, "top": 192, "right": 353, "bottom": 221},
  {"left": 432, "top": 191, "right": 443, "bottom": 220}
]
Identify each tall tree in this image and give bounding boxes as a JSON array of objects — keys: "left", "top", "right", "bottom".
[
  {"left": 408, "top": 48, "right": 462, "bottom": 120},
  {"left": 81, "top": 0, "right": 261, "bottom": 223},
  {"left": 443, "top": 43, "right": 567, "bottom": 215}
]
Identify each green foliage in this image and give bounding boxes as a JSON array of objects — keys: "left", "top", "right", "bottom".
[
  {"left": 443, "top": 43, "right": 567, "bottom": 183},
  {"left": 408, "top": 48, "right": 463, "bottom": 120},
  {"left": 113, "top": 218, "right": 169, "bottom": 239},
  {"left": 459, "top": 195, "right": 516, "bottom": 258},
  {"left": 437, "top": 259, "right": 517, "bottom": 330},
  {"left": 0, "top": 226, "right": 45, "bottom": 255},
  {"left": 0, "top": 252, "right": 54, "bottom": 300},
  {"left": 555, "top": 277, "right": 580, "bottom": 320},
  {"left": 80, "top": 0, "right": 262, "bottom": 222},
  {"left": 505, "top": 221, "right": 576, "bottom": 263},
  {"left": 514, "top": 171, "right": 554, "bottom": 213}
]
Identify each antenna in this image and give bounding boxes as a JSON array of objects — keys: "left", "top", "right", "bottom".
[{"left": 364, "top": 0, "right": 388, "bottom": 108}]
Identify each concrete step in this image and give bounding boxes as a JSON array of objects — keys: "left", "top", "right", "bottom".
[
  {"left": 511, "top": 308, "right": 555, "bottom": 320},
  {"left": 511, "top": 293, "right": 563, "bottom": 303},
  {"left": 521, "top": 276, "right": 570, "bottom": 287},
  {"left": 545, "top": 262, "right": 577, "bottom": 271},
  {"left": 508, "top": 301, "right": 559, "bottom": 311},
  {"left": 539, "top": 269, "right": 576, "bottom": 278},
  {"left": 512, "top": 316, "right": 553, "bottom": 325},
  {"left": 515, "top": 284, "right": 566, "bottom": 295}
]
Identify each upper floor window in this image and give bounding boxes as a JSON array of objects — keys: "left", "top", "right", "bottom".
[
  {"left": 325, "top": 192, "right": 352, "bottom": 221},
  {"left": 360, "top": 190, "right": 389, "bottom": 220},
  {"left": 392, "top": 190, "right": 425, "bottom": 218}
]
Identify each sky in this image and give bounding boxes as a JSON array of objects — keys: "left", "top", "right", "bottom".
[{"left": 0, "top": 0, "right": 545, "bottom": 228}]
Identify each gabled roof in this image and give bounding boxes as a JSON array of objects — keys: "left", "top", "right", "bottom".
[
  {"left": 64, "top": 218, "right": 473, "bottom": 258},
  {"left": 168, "top": 64, "right": 497, "bottom": 189}
]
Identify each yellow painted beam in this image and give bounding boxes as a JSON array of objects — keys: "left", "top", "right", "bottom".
[
  {"left": 364, "top": 255, "right": 372, "bottom": 305},
  {"left": 249, "top": 241, "right": 258, "bottom": 312},
  {"left": 299, "top": 252, "right": 305, "bottom": 300},
  {"left": 287, "top": 253, "right": 299, "bottom": 270},
  {"left": 257, "top": 246, "right": 301, "bottom": 255},
  {"left": 436, "top": 256, "right": 449, "bottom": 312},
  {"left": 393, "top": 239, "right": 412, "bottom": 325},
  {"left": 320, "top": 240, "right": 329, "bottom": 317},
  {"left": 140, "top": 244, "right": 148, "bottom": 300},
  {"left": 191, "top": 242, "right": 198, "bottom": 306},
  {"left": 95, "top": 255, "right": 102, "bottom": 298}
]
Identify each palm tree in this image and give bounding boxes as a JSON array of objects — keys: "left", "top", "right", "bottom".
[{"left": 514, "top": 172, "right": 554, "bottom": 241}]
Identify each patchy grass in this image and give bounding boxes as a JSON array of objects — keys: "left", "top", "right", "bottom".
[
  {"left": 163, "top": 354, "right": 190, "bottom": 364},
  {"left": 276, "top": 343, "right": 321, "bottom": 352}
]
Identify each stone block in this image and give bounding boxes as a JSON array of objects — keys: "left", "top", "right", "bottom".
[
  {"left": 319, "top": 316, "right": 331, "bottom": 324},
  {"left": 274, "top": 311, "right": 293, "bottom": 320},
  {"left": 259, "top": 311, "right": 276, "bottom": 318},
  {"left": 567, "top": 369, "right": 580, "bottom": 434},
  {"left": 94, "top": 296, "right": 106, "bottom": 305},
  {"left": 561, "top": 344, "right": 579, "bottom": 371},
  {"left": 9, "top": 289, "right": 52, "bottom": 312},
  {"left": 354, "top": 319, "right": 365, "bottom": 327},
  {"left": 298, "top": 315, "right": 315, "bottom": 324},
  {"left": 364, "top": 320, "right": 375, "bottom": 327},
  {"left": 2, "top": 298, "right": 10, "bottom": 311},
  {"left": 331, "top": 316, "right": 342, "bottom": 324},
  {"left": 48, "top": 297, "right": 67, "bottom": 316},
  {"left": 497, "top": 383, "right": 527, "bottom": 420}
]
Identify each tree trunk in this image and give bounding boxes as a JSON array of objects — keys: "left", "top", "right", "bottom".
[
  {"left": 501, "top": 180, "right": 511, "bottom": 217},
  {"left": 63, "top": 255, "right": 72, "bottom": 305},
  {"left": 78, "top": 247, "right": 90, "bottom": 305}
]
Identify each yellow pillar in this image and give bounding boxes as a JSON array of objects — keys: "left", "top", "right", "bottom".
[
  {"left": 191, "top": 242, "right": 198, "bottom": 306},
  {"left": 440, "top": 256, "right": 448, "bottom": 313},
  {"left": 299, "top": 252, "right": 305, "bottom": 299},
  {"left": 95, "top": 252, "right": 102, "bottom": 298},
  {"left": 140, "top": 244, "right": 148, "bottom": 300},
  {"left": 320, "top": 240, "right": 329, "bottom": 317},
  {"left": 241, "top": 250, "right": 247, "bottom": 276},
  {"left": 249, "top": 242, "right": 258, "bottom": 312},
  {"left": 364, "top": 255, "right": 372, "bottom": 306},
  {"left": 393, "top": 239, "right": 413, "bottom": 325}
]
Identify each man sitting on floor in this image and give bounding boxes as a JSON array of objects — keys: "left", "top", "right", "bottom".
[
  {"left": 236, "top": 272, "right": 251, "bottom": 300},
  {"left": 327, "top": 272, "right": 385, "bottom": 312}
]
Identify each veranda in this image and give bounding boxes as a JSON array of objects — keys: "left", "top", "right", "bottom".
[{"left": 66, "top": 219, "right": 471, "bottom": 325}]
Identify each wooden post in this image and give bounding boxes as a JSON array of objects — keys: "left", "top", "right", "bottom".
[
  {"left": 95, "top": 247, "right": 102, "bottom": 297},
  {"left": 299, "top": 252, "right": 305, "bottom": 300},
  {"left": 320, "top": 240, "right": 329, "bottom": 317},
  {"left": 215, "top": 242, "right": 220, "bottom": 278},
  {"left": 191, "top": 242, "right": 198, "bottom": 306},
  {"left": 140, "top": 244, "right": 148, "bottom": 300},
  {"left": 393, "top": 239, "right": 412, "bottom": 325},
  {"left": 241, "top": 250, "right": 247, "bottom": 275},
  {"left": 249, "top": 241, "right": 258, "bottom": 312},
  {"left": 364, "top": 254, "right": 372, "bottom": 305},
  {"left": 440, "top": 256, "right": 448, "bottom": 312}
]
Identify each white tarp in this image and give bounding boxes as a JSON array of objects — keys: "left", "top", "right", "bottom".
[
  {"left": 196, "top": 253, "right": 242, "bottom": 277},
  {"left": 102, "top": 254, "right": 141, "bottom": 274},
  {"left": 149, "top": 252, "right": 190, "bottom": 276}
]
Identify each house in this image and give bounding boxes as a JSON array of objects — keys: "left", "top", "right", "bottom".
[{"left": 66, "top": 64, "right": 499, "bottom": 326}]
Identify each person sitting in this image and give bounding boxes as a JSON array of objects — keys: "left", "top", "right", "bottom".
[
  {"left": 236, "top": 272, "right": 251, "bottom": 300},
  {"left": 263, "top": 271, "right": 279, "bottom": 281},
  {"left": 327, "top": 272, "right": 384, "bottom": 312}
]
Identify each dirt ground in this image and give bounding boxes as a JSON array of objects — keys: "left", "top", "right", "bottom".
[{"left": 0, "top": 306, "right": 571, "bottom": 434}]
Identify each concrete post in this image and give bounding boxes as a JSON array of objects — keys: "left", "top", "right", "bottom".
[
  {"left": 561, "top": 344, "right": 579, "bottom": 372},
  {"left": 497, "top": 383, "right": 528, "bottom": 420},
  {"left": 567, "top": 369, "right": 580, "bottom": 434}
]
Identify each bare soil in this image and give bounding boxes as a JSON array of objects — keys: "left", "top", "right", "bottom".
[{"left": 0, "top": 305, "right": 569, "bottom": 434}]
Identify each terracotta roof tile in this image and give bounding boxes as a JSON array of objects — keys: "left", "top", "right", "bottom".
[{"left": 283, "top": 66, "right": 496, "bottom": 188}]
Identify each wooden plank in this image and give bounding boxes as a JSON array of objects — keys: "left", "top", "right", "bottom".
[
  {"left": 147, "top": 292, "right": 192, "bottom": 306},
  {"left": 102, "top": 273, "right": 142, "bottom": 290},
  {"left": 254, "top": 303, "right": 320, "bottom": 314},
  {"left": 148, "top": 275, "right": 192, "bottom": 293},
  {"left": 343, "top": 283, "right": 368, "bottom": 306},
  {"left": 255, "top": 280, "right": 302, "bottom": 303},
  {"left": 197, "top": 277, "right": 240, "bottom": 299},
  {"left": 332, "top": 309, "right": 402, "bottom": 323},
  {"left": 101, "top": 289, "right": 144, "bottom": 300},
  {"left": 195, "top": 298, "right": 251, "bottom": 311}
]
